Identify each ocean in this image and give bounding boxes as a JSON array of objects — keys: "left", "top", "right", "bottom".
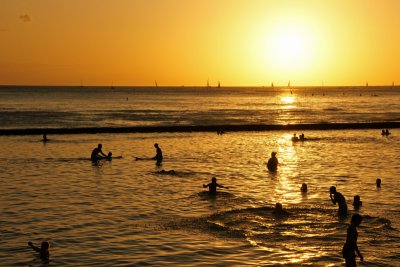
[{"left": 0, "top": 86, "right": 399, "bottom": 266}]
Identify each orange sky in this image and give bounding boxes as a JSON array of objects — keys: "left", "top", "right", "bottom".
[{"left": 1, "top": 0, "right": 400, "bottom": 86}]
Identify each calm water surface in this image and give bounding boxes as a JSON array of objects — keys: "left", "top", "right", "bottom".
[{"left": 1, "top": 130, "right": 399, "bottom": 266}]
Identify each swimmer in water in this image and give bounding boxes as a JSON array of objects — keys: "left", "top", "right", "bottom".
[
  {"left": 291, "top": 134, "right": 299, "bottom": 142},
  {"left": 28, "top": 241, "right": 49, "bottom": 262},
  {"left": 330, "top": 186, "right": 347, "bottom": 216},
  {"left": 91, "top": 144, "right": 107, "bottom": 162},
  {"left": 301, "top": 183, "right": 308, "bottom": 193},
  {"left": 272, "top": 202, "right": 289, "bottom": 216},
  {"left": 267, "top": 152, "right": 279, "bottom": 172},
  {"left": 352, "top": 195, "right": 362, "bottom": 210},
  {"left": 342, "top": 214, "right": 364, "bottom": 266},
  {"left": 157, "top": 169, "right": 176, "bottom": 175},
  {"left": 203, "top": 177, "right": 228, "bottom": 195},
  {"left": 42, "top": 134, "right": 49, "bottom": 142},
  {"left": 376, "top": 178, "right": 381, "bottom": 188}
]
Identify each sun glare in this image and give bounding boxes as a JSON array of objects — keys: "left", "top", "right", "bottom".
[{"left": 254, "top": 16, "right": 317, "bottom": 76}]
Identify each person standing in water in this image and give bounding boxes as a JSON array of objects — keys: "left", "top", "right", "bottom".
[
  {"left": 28, "top": 241, "right": 50, "bottom": 262},
  {"left": 330, "top": 186, "right": 347, "bottom": 216},
  {"left": 203, "top": 177, "right": 228, "bottom": 195},
  {"left": 91, "top": 144, "right": 107, "bottom": 162},
  {"left": 342, "top": 214, "right": 364, "bottom": 266},
  {"left": 152, "top": 143, "right": 163, "bottom": 164},
  {"left": 267, "top": 152, "right": 279, "bottom": 172}
]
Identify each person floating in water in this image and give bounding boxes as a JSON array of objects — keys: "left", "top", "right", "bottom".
[
  {"left": 291, "top": 134, "right": 299, "bottom": 142},
  {"left": 28, "top": 241, "right": 49, "bottom": 262},
  {"left": 267, "top": 152, "right": 278, "bottom": 172},
  {"left": 352, "top": 195, "right": 362, "bottom": 210},
  {"left": 91, "top": 144, "right": 107, "bottom": 162},
  {"left": 376, "top": 178, "right": 381, "bottom": 188},
  {"left": 272, "top": 202, "right": 289, "bottom": 216},
  {"left": 299, "top": 133, "right": 306, "bottom": 141},
  {"left": 203, "top": 177, "right": 228, "bottom": 195},
  {"left": 330, "top": 186, "right": 347, "bottom": 216},
  {"left": 42, "top": 134, "right": 49, "bottom": 142},
  {"left": 157, "top": 169, "right": 176, "bottom": 175},
  {"left": 152, "top": 143, "right": 163, "bottom": 164},
  {"left": 342, "top": 214, "right": 364, "bottom": 266},
  {"left": 301, "top": 183, "right": 308, "bottom": 193}
]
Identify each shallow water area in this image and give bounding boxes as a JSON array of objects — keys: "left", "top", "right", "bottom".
[{"left": 1, "top": 130, "right": 400, "bottom": 266}]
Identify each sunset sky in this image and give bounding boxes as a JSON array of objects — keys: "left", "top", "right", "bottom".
[{"left": 1, "top": 0, "right": 400, "bottom": 86}]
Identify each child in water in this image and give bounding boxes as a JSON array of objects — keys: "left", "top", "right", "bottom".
[
  {"left": 376, "top": 178, "right": 382, "bottom": 188},
  {"left": 342, "top": 214, "right": 364, "bottom": 266},
  {"left": 203, "top": 177, "right": 228, "bottom": 195},
  {"left": 28, "top": 241, "right": 49, "bottom": 261}
]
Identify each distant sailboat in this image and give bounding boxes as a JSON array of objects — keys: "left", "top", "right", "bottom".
[
  {"left": 288, "top": 81, "right": 291, "bottom": 88},
  {"left": 271, "top": 82, "right": 274, "bottom": 88},
  {"left": 217, "top": 81, "right": 221, "bottom": 88},
  {"left": 155, "top": 80, "right": 158, "bottom": 87},
  {"left": 207, "top": 80, "right": 210, "bottom": 88}
]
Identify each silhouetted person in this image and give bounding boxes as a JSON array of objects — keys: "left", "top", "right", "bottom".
[
  {"left": 272, "top": 202, "right": 289, "bottom": 216},
  {"left": 381, "top": 129, "right": 385, "bottom": 136},
  {"left": 301, "top": 183, "right": 308, "bottom": 193},
  {"left": 291, "top": 134, "right": 299, "bottom": 142},
  {"left": 342, "top": 214, "right": 364, "bottom": 266},
  {"left": 352, "top": 195, "right": 362, "bottom": 210},
  {"left": 42, "top": 134, "right": 49, "bottom": 142},
  {"left": 299, "top": 133, "right": 306, "bottom": 141},
  {"left": 203, "top": 177, "right": 228, "bottom": 195},
  {"left": 267, "top": 152, "right": 278, "bottom": 172},
  {"left": 157, "top": 169, "right": 176, "bottom": 175},
  {"left": 376, "top": 178, "right": 381, "bottom": 188},
  {"left": 385, "top": 129, "right": 390, "bottom": 135},
  {"left": 91, "top": 144, "right": 107, "bottom": 162},
  {"left": 152, "top": 143, "right": 163, "bottom": 164},
  {"left": 28, "top": 241, "right": 49, "bottom": 261},
  {"left": 330, "top": 186, "right": 347, "bottom": 216},
  {"left": 99, "top": 152, "right": 112, "bottom": 161}
]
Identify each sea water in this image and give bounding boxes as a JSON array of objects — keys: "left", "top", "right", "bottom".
[{"left": 0, "top": 86, "right": 400, "bottom": 266}]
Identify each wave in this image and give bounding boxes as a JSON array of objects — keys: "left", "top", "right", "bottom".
[{"left": 1, "top": 121, "right": 400, "bottom": 135}]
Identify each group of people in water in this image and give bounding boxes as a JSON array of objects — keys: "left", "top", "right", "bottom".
[
  {"left": 291, "top": 133, "right": 306, "bottom": 142},
  {"left": 265, "top": 150, "right": 384, "bottom": 266},
  {"left": 33, "top": 134, "right": 387, "bottom": 266},
  {"left": 381, "top": 129, "right": 391, "bottom": 136}
]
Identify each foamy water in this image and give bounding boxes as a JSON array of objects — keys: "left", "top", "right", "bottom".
[{"left": 1, "top": 130, "right": 399, "bottom": 266}]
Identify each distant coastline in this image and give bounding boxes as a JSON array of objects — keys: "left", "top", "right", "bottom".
[{"left": 1, "top": 122, "right": 399, "bottom": 135}]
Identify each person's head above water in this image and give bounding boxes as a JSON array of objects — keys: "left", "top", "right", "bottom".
[
  {"left": 107, "top": 152, "right": 112, "bottom": 157},
  {"left": 271, "top": 151, "right": 277, "bottom": 157},
  {"left": 301, "top": 183, "right": 308, "bottom": 192},
  {"left": 212, "top": 177, "right": 217, "bottom": 183},
  {"left": 330, "top": 186, "right": 337, "bottom": 194},
  {"left": 376, "top": 178, "right": 381, "bottom": 187},
  {"left": 275, "top": 203, "right": 283, "bottom": 211},
  {"left": 98, "top": 144, "right": 102, "bottom": 149},
  {"left": 154, "top": 143, "right": 159, "bottom": 148},
  {"left": 41, "top": 242, "right": 50, "bottom": 250},
  {"left": 351, "top": 213, "right": 363, "bottom": 225}
]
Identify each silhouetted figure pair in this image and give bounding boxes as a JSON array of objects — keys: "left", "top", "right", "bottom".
[
  {"left": 342, "top": 214, "right": 364, "bottom": 266},
  {"left": 91, "top": 144, "right": 107, "bottom": 162},
  {"left": 203, "top": 177, "right": 228, "bottom": 195},
  {"left": 381, "top": 129, "right": 391, "bottom": 136},
  {"left": 330, "top": 186, "right": 347, "bottom": 216},
  {"left": 267, "top": 152, "right": 278, "bottom": 172}
]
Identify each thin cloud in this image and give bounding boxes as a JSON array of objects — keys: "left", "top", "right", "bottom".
[{"left": 19, "top": 14, "right": 31, "bottom": 22}]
